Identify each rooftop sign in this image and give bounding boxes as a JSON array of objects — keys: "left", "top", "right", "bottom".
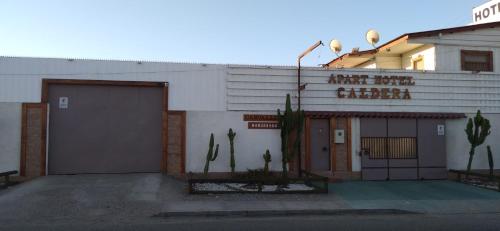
[{"left": 472, "top": 0, "right": 500, "bottom": 25}]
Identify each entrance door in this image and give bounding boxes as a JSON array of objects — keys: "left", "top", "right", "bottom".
[
  {"left": 310, "top": 119, "right": 330, "bottom": 171},
  {"left": 418, "top": 119, "right": 447, "bottom": 179}
]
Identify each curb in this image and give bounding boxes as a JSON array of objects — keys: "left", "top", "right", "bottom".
[{"left": 153, "top": 209, "right": 420, "bottom": 218}]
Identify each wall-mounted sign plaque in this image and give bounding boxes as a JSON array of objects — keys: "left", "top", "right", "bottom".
[{"left": 248, "top": 122, "right": 280, "bottom": 129}]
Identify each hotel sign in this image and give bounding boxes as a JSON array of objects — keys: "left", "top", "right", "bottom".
[
  {"left": 472, "top": 0, "right": 500, "bottom": 25},
  {"left": 328, "top": 74, "right": 414, "bottom": 100}
]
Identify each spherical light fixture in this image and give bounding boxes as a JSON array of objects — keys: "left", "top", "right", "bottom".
[
  {"left": 329, "top": 39, "right": 342, "bottom": 56},
  {"left": 366, "top": 29, "right": 380, "bottom": 47}
]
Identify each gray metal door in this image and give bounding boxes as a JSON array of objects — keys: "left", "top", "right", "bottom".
[
  {"left": 47, "top": 84, "right": 163, "bottom": 174},
  {"left": 360, "top": 118, "right": 388, "bottom": 180},
  {"left": 310, "top": 119, "right": 330, "bottom": 171},
  {"left": 418, "top": 119, "right": 447, "bottom": 179},
  {"left": 388, "top": 119, "right": 417, "bottom": 180}
]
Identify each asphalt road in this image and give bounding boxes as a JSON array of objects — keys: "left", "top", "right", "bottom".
[
  {"left": 3, "top": 213, "right": 500, "bottom": 231},
  {"left": 3, "top": 175, "right": 500, "bottom": 230}
]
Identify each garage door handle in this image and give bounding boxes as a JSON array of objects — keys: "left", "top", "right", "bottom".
[{"left": 322, "top": 147, "right": 327, "bottom": 151}]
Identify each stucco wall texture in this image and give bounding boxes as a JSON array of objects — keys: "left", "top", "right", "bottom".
[
  {"left": 0, "top": 103, "right": 21, "bottom": 173},
  {"left": 186, "top": 111, "right": 282, "bottom": 173}
]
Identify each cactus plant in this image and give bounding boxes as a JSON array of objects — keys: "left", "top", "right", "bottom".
[
  {"left": 277, "top": 94, "right": 305, "bottom": 178},
  {"left": 203, "top": 133, "right": 219, "bottom": 176},
  {"left": 465, "top": 110, "right": 491, "bottom": 178},
  {"left": 487, "top": 145, "right": 494, "bottom": 180},
  {"left": 228, "top": 128, "right": 236, "bottom": 174},
  {"left": 263, "top": 149, "right": 272, "bottom": 176}
]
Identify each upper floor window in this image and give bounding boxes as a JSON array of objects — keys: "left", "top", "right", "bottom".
[
  {"left": 413, "top": 57, "right": 424, "bottom": 71},
  {"left": 461, "top": 50, "right": 493, "bottom": 72}
]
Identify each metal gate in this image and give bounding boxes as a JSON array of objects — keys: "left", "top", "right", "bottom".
[{"left": 360, "top": 118, "right": 447, "bottom": 180}]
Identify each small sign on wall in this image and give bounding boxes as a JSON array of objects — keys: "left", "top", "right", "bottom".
[
  {"left": 59, "top": 97, "right": 68, "bottom": 109},
  {"left": 335, "top": 129, "right": 345, "bottom": 143},
  {"left": 437, "top": 124, "right": 445, "bottom": 136},
  {"left": 248, "top": 122, "right": 279, "bottom": 129}
]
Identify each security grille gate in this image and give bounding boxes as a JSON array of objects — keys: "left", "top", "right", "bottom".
[
  {"left": 361, "top": 138, "right": 417, "bottom": 160},
  {"left": 360, "top": 118, "right": 447, "bottom": 180}
]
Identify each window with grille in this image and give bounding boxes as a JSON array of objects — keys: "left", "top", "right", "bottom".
[
  {"left": 461, "top": 50, "right": 493, "bottom": 72},
  {"left": 361, "top": 137, "right": 417, "bottom": 159}
]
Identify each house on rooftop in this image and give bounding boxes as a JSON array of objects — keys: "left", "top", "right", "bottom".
[{"left": 324, "top": 21, "right": 500, "bottom": 73}]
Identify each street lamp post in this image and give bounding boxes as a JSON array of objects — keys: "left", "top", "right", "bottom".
[{"left": 296, "top": 40, "right": 323, "bottom": 177}]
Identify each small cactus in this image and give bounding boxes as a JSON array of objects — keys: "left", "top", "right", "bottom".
[
  {"left": 263, "top": 150, "right": 272, "bottom": 176},
  {"left": 228, "top": 128, "right": 236, "bottom": 174},
  {"left": 203, "top": 133, "right": 219, "bottom": 176}
]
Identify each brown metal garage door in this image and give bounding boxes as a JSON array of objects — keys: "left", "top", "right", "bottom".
[{"left": 47, "top": 83, "right": 164, "bottom": 174}]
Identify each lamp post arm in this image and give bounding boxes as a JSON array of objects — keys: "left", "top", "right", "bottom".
[{"left": 296, "top": 40, "right": 323, "bottom": 177}]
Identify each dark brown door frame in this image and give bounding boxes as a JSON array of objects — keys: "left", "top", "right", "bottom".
[
  {"left": 305, "top": 115, "right": 352, "bottom": 174},
  {"left": 41, "top": 79, "right": 170, "bottom": 174},
  {"left": 167, "top": 110, "right": 187, "bottom": 174}
]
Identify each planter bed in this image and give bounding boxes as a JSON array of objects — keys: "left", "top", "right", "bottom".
[
  {"left": 187, "top": 172, "right": 328, "bottom": 194},
  {"left": 450, "top": 169, "right": 500, "bottom": 192}
]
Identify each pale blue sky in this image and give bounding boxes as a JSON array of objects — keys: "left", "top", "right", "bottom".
[{"left": 0, "top": 0, "right": 486, "bottom": 66}]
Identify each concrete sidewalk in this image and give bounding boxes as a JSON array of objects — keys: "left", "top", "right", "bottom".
[
  {"left": 163, "top": 180, "right": 500, "bottom": 216},
  {"left": 1, "top": 174, "right": 500, "bottom": 226}
]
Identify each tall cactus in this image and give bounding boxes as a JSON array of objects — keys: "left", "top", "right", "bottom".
[
  {"left": 293, "top": 110, "right": 305, "bottom": 160},
  {"left": 277, "top": 108, "right": 288, "bottom": 177},
  {"left": 203, "top": 133, "right": 219, "bottom": 176},
  {"left": 465, "top": 110, "right": 491, "bottom": 178},
  {"left": 277, "top": 94, "right": 305, "bottom": 178},
  {"left": 227, "top": 128, "right": 236, "bottom": 174},
  {"left": 263, "top": 149, "right": 272, "bottom": 176},
  {"left": 487, "top": 145, "right": 494, "bottom": 180}
]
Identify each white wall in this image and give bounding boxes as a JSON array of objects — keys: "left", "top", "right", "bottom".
[
  {"left": 3, "top": 56, "right": 500, "bottom": 175},
  {"left": 228, "top": 66, "right": 500, "bottom": 113},
  {"left": 402, "top": 45, "right": 436, "bottom": 70},
  {"left": 0, "top": 103, "right": 21, "bottom": 173},
  {"left": 435, "top": 45, "right": 500, "bottom": 74},
  {"left": 350, "top": 117, "right": 361, "bottom": 172},
  {"left": 0, "top": 57, "right": 227, "bottom": 111},
  {"left": 186, "top": 111, "right": 282, "bottom": 173},
  {"left": 446, "top": 113, "right": 500, "bottom": 170},
  {"left": 408, "top": 27, "right": 500, "bottom": 73}
]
